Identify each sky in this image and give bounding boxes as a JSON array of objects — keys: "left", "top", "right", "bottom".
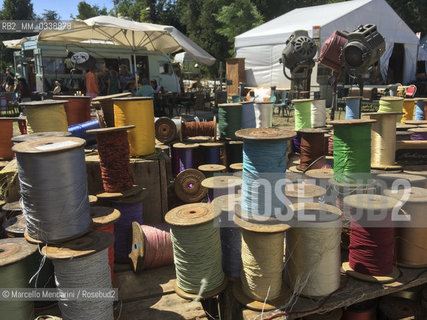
[{"left": 3, "top": 0, "right": 115, "bottom": 20}]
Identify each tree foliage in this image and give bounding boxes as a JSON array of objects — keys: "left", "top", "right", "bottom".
[
  {"left": 41, "top": 10, "right": 60, "bottom": 21},
  {"left": 74, "top": 1, "right": 107, "bottom": 20}
]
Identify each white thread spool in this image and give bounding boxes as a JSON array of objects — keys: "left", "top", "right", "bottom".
[
  {"left": 311, "top": 99, "right": 327, "bottom": 128},
  {"left": 285, "top": 203, "right": 342, "bottom": 297},
  {"left": 241, "top": 102, "right": 273, "bottom": 129}
]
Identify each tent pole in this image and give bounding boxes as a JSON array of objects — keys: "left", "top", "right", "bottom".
[{"left": 133, "top": 53, "right": 138, "bottom": 89}]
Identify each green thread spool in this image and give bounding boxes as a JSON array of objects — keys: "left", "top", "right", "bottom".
[
  {"left": 218, "top": 103, "right": 242, "bottom": 139},
  {"left": 331, "top": 120, "right": 375, "bottom": 184},
  {"left": 165, "top": 203, "right": 226, "bottom": 298},
  {"left": 378, "top": 96, "right": 404, "bottom": 122},
  {"left": 293, "top": 99, "right": 312, "bottom": 131},
  {"left": 0, "top": 238, "right": 37, "bottom": 319}
]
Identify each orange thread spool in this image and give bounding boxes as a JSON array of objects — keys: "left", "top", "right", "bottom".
[
  {"left": 94, "top": 223, "right": 115, "bottom": 280},
  {"left": 0, "top": 118, "right": 14, "bottom": 159},
  {"left": 53, "top": 95, "right": 91, "bottom": 126}
]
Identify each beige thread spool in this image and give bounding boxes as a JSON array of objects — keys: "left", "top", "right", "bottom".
[
  {"left": 21, "top": 100, "right": 69, "bottom": 133},
  {"left": 384, "top": 187, "right": 427, "bottom": 267},
  {"left": 285, "top": 203, "right": 342, "bottom": 297},
  {"left": 284, "top": 183, "right": 326, "bottom": 204},
  {"left": 403, "top": 165, "right": 427, "bottom": 188},
  {"left": 362, "top": 112, "right": 402, "bottom": 170}
]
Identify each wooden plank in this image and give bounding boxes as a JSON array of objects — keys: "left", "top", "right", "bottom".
[
  {"left": 116, "top": 265, "right": 176, "bottom": 301},
  {"left": 0, "top": 159, "right": 19, "bottom": 202},
  {"left": 120, "top": 292, "right": 208, "bottom": 320},
  {"left": 226, "top": 58, "right": 245, "bottom": 96}
]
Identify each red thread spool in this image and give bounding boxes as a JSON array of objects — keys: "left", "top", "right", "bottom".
[
  {"left": 342, "top": 300, "right": 377, "bottom": 320},
  {"left": 53, "top": 95, "right": 91, "bottom": 126},
  {"left": 342, "top": 194, "right": 401, "bottom": 281},
  {"left": 299, "top": 129, "right": 328, "bottom": 170},
  {"left": 0, "top": 118, "right": 14, "bottom": 159},
  {"left": 181, "top": 120, "right": 216, "bottom": 138},
  {"left": 328, "top": 135, "right": 334, "bottom": 156},
  {"left": 94, "top": 223, "right": 115, "bottom": 280},
  {"left": 129, "top": 222, "right": 174, "bottom": 272},
  {"left": 87, "top": 126, "right": 135, "bottom": 193}
]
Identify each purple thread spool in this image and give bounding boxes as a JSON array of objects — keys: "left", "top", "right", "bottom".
[
  {"left": 204, "top": 144, "right": 221, "bottom": 164},
  {"left": 172, "top": 143, "right": 198, "bottom": 175},
  {"left": 293, "top": 132, "right": 302, "bottom": 153},
  {"left": 409, "top": 128, "right": 427, "bottom": 141},
  {"left": 113, "top": 201, "right": 143, "bottom": 262}
]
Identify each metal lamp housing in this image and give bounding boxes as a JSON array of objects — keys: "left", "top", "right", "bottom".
[
  {"left": 281, "top": 30, "right": 317, "bottom": 73},
  {"left": 342, "top": 24, "right": 385, "bottom": 76}
]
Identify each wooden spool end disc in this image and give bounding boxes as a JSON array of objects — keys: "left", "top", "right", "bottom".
[
  {"left": 12, "top": 136, "right": 86, "bottom": 154},
  {"left": 198, "top": 164, "right": 226, "bottom": 173},
  {"left": 409, "top": 127, "right": 427, "bottom": 133},
  {"left": 155, "top": 117, "right": 177, "bottom": 143},
  {"left": 342, "top": 194, "right": 401, "bottom": 283},
  {"left": 129, "top": 221, "right": 146, "bottom": 273},
  {"left": 212, "top": 194, "right": 241, "bottom": 217},
  {"left": 232, "top": 279, "right": 291, "bottom": 311},
  {"left": 379, "top": 296, "right": 423, "bottom": 319},
  {"left": 172, "top": 142, "right": 199, "bottom": 149},
  {"left": 165, "top": 203, "right": 219, "bottom": 227},
  {"left": 229, "top": 163, "right": 243, "bottom": 171},
  {"left": 371, "top": 164, "right": 403, "bottom": 171},
  {"left": 0, "top": 238, "right": 37, "bottom": 267},
  {"left": 19, "top": 99, "right": 69, "bottom": 107},
  {"left": 91, "top": 206, "right": 121, "bottom": 227},
  {"left": 0, "top": 200, "right": 5, "bottom": 208},
  {"left": 88, "top": 195, "right": 98, "bottom": 204},
  {"left": 380, "top": 96, "right": 403, "bottom": 102},
  {"left": 288, "top": 165, "right": 301, "bottom": 173},
  {"left": 86, "top": 125, "right": 135, "bottom": 135},
  {"left": 174, "top": 169, "right": 207, "bottom": 203},
  {"left": 328, "top": 119, "right": 376, "bottom": 126},
  {"left": 236, "top": 128, "right": 295, "bottom": 141},
  {"left": 297, "top": 128, "right": 329, "bottom": 134},
  {"left": 35, "top": 316, "right": 62, "bottom": 320},
  {"left": 284, "top": 183, "right": 326, "bottom": 200},
  {"left": 304, "top": 168, "right": 334, "bottom": 181},
  {"left": 290, "top": 202, "right": 342, "bottom": 223},
  {"left": 41, "top": 230, "right": 114, "bottom": 260},
  {"left": 404, "top": 120, "right": 427, "bottom": 125},
  {"left": 376, "top": 172, "right": 427, "bottom": 186},
  {"left": 3, "top": 214, "right": 26, "bottom": 236},
  {"left": 292, "top": 98, "right": 313, "bottom": 103},
  {"left": 201, "top": 176, "right": 242, "bottom": 190},
  {"left": 2, "top": 201, "right": 22, "bottom": 213},
  {"left": 328, "top": 177, "right": 378, "bottom": 190},
  {"left": 396, "top": 122, "right": 417, "bottom": 130},
  {"left": 96, "top": 185, "right": 144, "bottom": 200},
  {"left": 11, "top": 131, "right": 72, "bottom": 143},
  {"left": 174, "top": 277, "right": 228, "bottom": 300}
]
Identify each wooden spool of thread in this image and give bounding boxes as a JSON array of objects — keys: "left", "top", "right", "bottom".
[
  {"left": 227, "top": 140, "right": 243, "bottom": 167},
  {"left": 113, "top": 97, "right": 155, "bottom": 156},
  {"left": 171, "top": 142, "right": 199, "bottom": 175},
  {"left": 285, "top": 203, "right": 342, "bottom": 297},
  {"left": 41, "top": 231, "right": 115, "bottom": 320},
  {"left": 198, "top": 164, "right": 226, "bottom": 178},
  {"left": 1, "top": 201, "right": 22, "bottom": 221},
  {"left": 20, "top": 100, "right": 69, "bottom": 133},
  {"left": 174, "top": 168, "right": 207, "bottom": 203},
  {"left": 403, "top": 166, "right": 427, "bottom": 188},
  {"left": 378, "top": 96, "right": 404, "bottom": 122},
  {"left": 236, "top": 128, "right": 295, "bottom": 219},
  {"left": 212, "top": 194, "right": 242, "bottom": 279},
  {"left": 0, "top": 118, "right": 14, "bottom": 159},
  {"left": 233, "top": 211, "right": 290, "bottom": 311},
  {"left": 129, "top": 222, "right": 174, "bottom": 272},
  {"left": 241, "top": 101, "right": 274, "bottom": 129},
  {"left": 13, "top": 137, "right": 91, "bottom": 243},
  {"left": 3, "top": 214, "right": 26, "bottom": 238},
  {"left": 401, "top": 98, "right": 415, "bottom": 123},
  {"left": 303, "top": 308, "right": 343, "bottom": 320},
  {"left": 165, "top": 203, "right": 227, "bottom": 299},
  {"left": 229, "top": 162, "right": 243, "bottom": 173},
  {"left": 91, "top": 206, "right": 121, "bottom": 280},
  {"left": 293, "top": 99, "right": 312, "bottom": 131},
  {"left": 91, "top": 92, "right": 131, "bottom": 127},
  {"left": 395, "top": 131, "right": 413, "bottom": 141},
  {"left": 330, "top": 119, "right": 375, "bottom": 184},
  {"left": 68, "top": 118, "right": 101, "bottom": 146},
  {"left": 298, "top": 128, "right": 328, "bottom": 171},
  {"left": 376, "top": 172, "right": 427, "bottom": 190},
  {"left": 384, "top": 187, "right": 427, "bottom": 267},
  {"left": 11, "top": 131, "right": 72, "bottom": 144},
  {"left": 403, "top": 119, "right": 427, "bottom": 125},
  {"left": 409, "top": 127, "right": 427, "bottom": 140},
  {"left": 362, "top": 112, "right": 402, "bottom": 170},
  {"left": 342, "top": 194, "right": 401, "bottom": 283},
  {"left": 379, "top": 296, "right": 423, "bottom": 319},
  {"left": 0, "top": 238, "right": 37, "bottom": 319},
  {"left": 396, "top": 122, "right": 417, "bottom": 131},
  {"left": 284, "top": 183, "right": 326, "bottom": 204},
  {"left": 53, "top": 95, "right": 91, "bottom": 126},
  {"left": 181, "top": 120, "right": 216, "bottom": 139},
  {"left": 201, "top": 175, "right": 242, "bottom": 203},
  {"left": 200, "top": 141, "right": 224, "bottom": 165},
  {"left": 155, "top": 117, "right": 182, "bottom": 143},
  {"left": 218, "top": 103, "right": 242, "bottom": 139},
  {"left": 344, "top": 96, "right": 362, "bottom": 120},
  {"left": 87, "top": 126, "right": 135, "bottom": 193},
  {"left": 311, "top": 99, "right": 327, "bottom": 128},
  {"left": 341, "top": 300, "right": 378, "bottom": 320}
]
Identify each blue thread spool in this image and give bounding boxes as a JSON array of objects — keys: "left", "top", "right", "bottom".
[
  {"left": 201, "top": 142, "right": 223, "bottom": 165},
  {"left": 415, "top": 100, "right": 426, "bottom": 120},
  {"left": 345, "top": 97, "right": 362, "bottom": 120},
  {"left": 68, "top": 119, "right": 100, "bottom": 146},
  {"left": 236, "top": 128, "right": 295, "bottom": 218}
]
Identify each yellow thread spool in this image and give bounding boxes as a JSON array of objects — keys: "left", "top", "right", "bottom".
[
  {"left": 113, "top": 97, "right": 155, "bottom": 156},
  {"left": 21, "top": 100, "right": 68, "bottom": 133},
  {"left": 378, "top": 96, "right": 404, "bottom": 122},
  {"left": 401, "top": 99, "right": 415, "bottom": 123}
]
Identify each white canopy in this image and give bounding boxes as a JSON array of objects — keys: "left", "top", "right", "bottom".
[
  {"left": 235, "top": 0, "right": 419, "bottom": 87},
  {"left": 36, "top": 16, "right": 215, "bottom": 66}
]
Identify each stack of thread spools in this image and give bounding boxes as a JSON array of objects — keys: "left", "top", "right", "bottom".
[{"left": 10, "top": 136, "right": 115, "bottom": 319}]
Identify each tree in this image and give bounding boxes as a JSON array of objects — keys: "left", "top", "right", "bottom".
[
  {"left": 215, "top": 0, "right": 263, "bottom": 54},
  {"left": 41, "top": 10, "right": 60, "bottom": 21},
  {"left": 387, "top": 0, "right": 427, "bottom": 36},
  {"left": 74, "top": 1, "right": 107, "bottom": 20}
]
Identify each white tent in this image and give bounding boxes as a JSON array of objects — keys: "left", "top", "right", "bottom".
[{"left": 235, "top": 0, "right": 419, "bottom": 88}]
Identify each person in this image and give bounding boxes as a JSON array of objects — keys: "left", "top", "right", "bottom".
[
  {"left": 135, "top": 78, "right": 154, "bottom": 98},
  {"left": 15, "top": 78, "right": 31, "bottom": 102},
  {"left": 98, "top": 67, "right": 110, "bottom": 96},
  {"left": 151, "top": 79, "right": 162, "bottom": 96},
  {"left": 150, "top": 79, "right": 166, "bottom": 115},
  {"left": 5, "top": 68, "right": 15, "bottom": 92},
  {"left": 107, "top": 69, "right": 121, "bottom": 95},
  {"left": 119, "top": 65, "right": 135, "bottom": 92},
  {"left": 85, "top": 66, "right": 99, "bottom": 99},
  {"left": 52, "top": 81, "right": 61, "bottom": 95}
]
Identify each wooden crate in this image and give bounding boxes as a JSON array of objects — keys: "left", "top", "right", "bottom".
[
  {"left": 226, "top": 58, "right": 245, "bottom": 96},
  {"left": 86, "top": 152, "right": 170, "bottom": 224}
]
